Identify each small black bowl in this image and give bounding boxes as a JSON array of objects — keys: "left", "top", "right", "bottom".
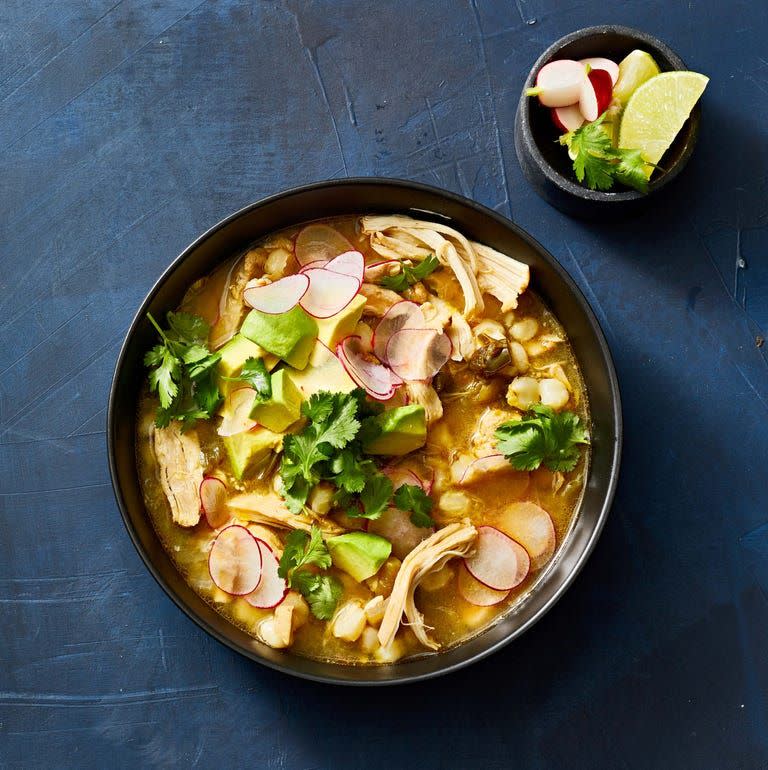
[
  {"left": 515, "top": 25, "right": 701, "bottom": 218},
  {"left": 108, "top": 178, "right": 622, "bottom": 685}
]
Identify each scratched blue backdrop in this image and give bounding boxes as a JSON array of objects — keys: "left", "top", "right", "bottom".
[{"left": 1, "top": 1, "right": 767, "bottom": 768}]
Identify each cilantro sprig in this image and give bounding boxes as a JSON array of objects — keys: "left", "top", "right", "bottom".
[
  {"left": 380, "top": 254, "right": 440, "bottom": 292},
  {"left": 222, "top": 356, "right": 272, "bottom": 403},
  {"left": 393, "top": 483, "right": 434, "bottom": 528},
  {"left": 277, "top": 526, "right": 342, "bottom": 619},
  {"left": 144, "top": 312, "right": 221, "bottom": 428},
  {"left": 559, "top": 113, "right": 649, "bottom": 193},
  {"left": 495, "top": 405, "right": 589, "bottom": 472}
]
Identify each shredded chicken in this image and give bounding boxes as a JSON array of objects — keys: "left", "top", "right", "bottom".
[
  {"left": 227, "top": 491, "right": 344, "bottom": 535},
  {"left": 149, "top": 424, "right": 204, "bottom": 527},
  {"left": 421, "top": 294, "right": 476, "bottom": 362},
  {"left": 378, "top": 522, "right": 477, "bottom": 649},
  {"left": 405, "top": 382, "right": 443, "bottom": 425},
  {"left": 359, "top": 283, "right": 402, "bottom": 316},
  {"left": 472, "top": 241, "right": 529, "bottom": 312}
]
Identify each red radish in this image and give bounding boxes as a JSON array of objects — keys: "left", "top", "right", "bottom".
[
  {"left": 382, "top": 465, "right": 423, "bottom": 491},
  {"left": 243, "top": 274, "right": 309, "bottom": 314},
  {"left": 457, "top": 563, "right": 510, "bottom": 606},
  {"left": 580, "top": 57, "right": 619, "bottom": 85},
  {"left": 245, "top": 540, "right": 287, "bottom": 609},
  {"left": 372, "top": 301, "right": 425, "bottom": 363},
  {"left": 299, "top": 259, "right": 329, "bottom": 272},
  {"left": 464, "top": 525, "right": 530, "bottom": 591},
  {"left": 208, "top": 525, "right": 263, "bottom": 595},
  {"left": 579, "top": 68, "right": 613, "bottom": 121},
  {"left": 337, "top": 335, "right": 401, "bottom": 400},
  {"left": 325, "top": 251, "right": 365, "bottom": 283},
  {"left": 385, "top": 327, "right": 452, "bottom": 381},
  {"left": 493, "top": 502, "right": 556, "bottom": 570},
  {"left": 295, "top": 224, "right": 353, "bottom": 266},
  {"left": 527, "top": 59, "right": 587, "bottom": 107},
  {"left": 200, "top": 477, "right": 229, "bottom": 529},
  {"left": 459, "top": 454, "right": 510, "bottom": 485},
  {"left": 552, "top": 104, "right": 585, "bottom": 133},
  {"left": 299, "top": 268, "right": 361, "bottom": 319},
  {"left": 217, "top": 387, "right": 257, "bottom": 437},
  {"left": 369, "top": 507, "right": 434, "bottom": 560}
]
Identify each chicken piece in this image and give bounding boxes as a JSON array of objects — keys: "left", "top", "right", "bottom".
[
  {"left": 421, "top": 294, "right": 475, "bottom": 362},
  {"left": 282, "top": 591, "right": 310, "bottom": 630},
  {"left": 149, "top": 424, "right": 204, "bottom": 527},
  {"left": 363, "top": 595, "right": 387, "bottom": 627},
  {"left": 378, "top": 522, "right": 477, "bottom": 650},
  {"left": 331, "top": 601, "right": 367, "bottom": 642},
  {"left": 359, "top": 283, "right": 402, "bottom": 317},
  {"left": 471, "top": 407, "right": 514, "bottom": 452},
  {"left": 471, "top": 241, "right": 530, "bottom": 312},
  {"left": 227, "top": 491, "right": 343, "bottom": 535},
  {"left": 364, "top": 260, "right": 403, "bottom": 283},
  {"left": 405, "top": 382, "right": 443, "bottom": 426},
  {"left": 360, "top": 625, "right": 380, "bottom": 653},
  {"left": 259, "top": 603, "right": 294, "bottom": 649}
]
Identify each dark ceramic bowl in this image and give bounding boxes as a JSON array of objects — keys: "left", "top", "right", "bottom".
[
  {"left": 515, "top": 25, "right": 701, "bottom": 217},
  {"left": 108, "top": 178, "right": 622, "bottom": 685}
]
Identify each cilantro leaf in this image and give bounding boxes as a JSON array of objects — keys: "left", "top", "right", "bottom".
[
  {"left": 146, "top": 345, "right": 180, "bottom": 408},
  {"left": 291, "top": 571, "right": 342, "bottom": 620},
  {"left": 331, "top": 449, "right": 370, "bottom": 494},
  {"left": 222, "top": 357, "right": 272, "bottom": 401},
  {"left": 614, "top": 147, "right": 650, "bottom": 193},
  {"left": 393, "top": 483, "right": 434, "bottom": 528},
  {"left": 357, "top": 474, "right": 393, "bottom": 520},
  {"left": 278, "top": 526, "right": 332, "bottom": 577},
  {"left": 166, "top": 311, "right": 209, "bottom": 344},
  {"left": 495, "top": 406, "right": 589, "bottom": 472},
  {"left": 380, "top": 254, "right": 441, "bottom": 292}
]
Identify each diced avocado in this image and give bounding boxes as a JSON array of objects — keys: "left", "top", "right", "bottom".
[
  {"left": 249, "top": 368, "right": 304, "bottom": 433},
  {"left": 223, "top": 427, "right": 283, "bottom": 480},
  {"left": 327, "top": 532, "right": 392, "bottom": 582},
  {"left": 315, "top": 294, "right": 367, "bottom": 349},
  {"left": 288, "top": 340, "right": 357, "bottom": 397},
  {"left": 362, "top": 405, "right": 427, "bottom": 456},
  {"left": 217, "top": 334, "right": 279, "bottom": 396},
  {"left": 240, "top": 307, "right": 318, "bottom": 370}
]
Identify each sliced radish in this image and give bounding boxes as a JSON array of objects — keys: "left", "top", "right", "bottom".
[
  {"left": 200, "top": 477, "right": 229, "bottom": 529},
  {"left": 552, "top": 104, "right": 585, "bottom": 133},
  {"left": 337, "top": 335, "right": 401, "bottom": 400},
  {"left": 298, "top": 259, "right": 329, "bottom": 273},
  {"left": 372, "top": 301, "right": 425, "bottom": 363},
  {"left": 386, "top": 328, "right": 452, "bottom": 381},
  {"left": 494, "top": 502, "right": 556, "bottom": 570},
  {"left": 458, "top": 563, "right": 510, "bottom": 606},
  {"left": 579, "top": 68, "right": 613, "bottom": 122},
  {"left": 325, "top": 251, "right": 365, "bottom": 283},
  {"left": 208, "top": 525, "right": 263, "bottom": 595},
  {"left": 382, "top": 465, "right": 423, "bottom": 491},
  {"left": 245, "top": 540, "right": 287, "bottom": 609},
  {"left": 580, "top": 57, "right": 619, "bottom": 85},
  {"left": 299, "top": 268, "right": 361, "bottom": 319},
  {"left": 368, "top": 507, "right": 433, "bottom": 560},
  {"left": 464, "top": 525, "right": 530, "bottom": 591},
  {"left": 528, "top": 59, "right": 587, "bottom": 107},
  {"left": 243, "top": 273, "right": 309, "bottom": 314},
  {"left": 217, "top": 387, "right": 257, "bottom": 437},
  {"left": 459, "top": 454, "right": 510, "bottom": 485},
  {"left": 295, "top": 223, "right": 353, "bottom": 266}
]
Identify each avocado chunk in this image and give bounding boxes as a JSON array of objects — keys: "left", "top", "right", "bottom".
[
  {"left": 240, "top": 307, "right": 318, "bottom": 370},
  {"left": 223, "top": 427, "right": 283, "bottom": 480},
  {"left": 315, "top": 294, "right": 367, "bottom": 349},
  {"left": 249, "top": 368, "right": 304, "bottom": 433},
  {"left": 362, "top": 405, "right": 427, "bottom": 456},
  {"left": 288, "top": 340, "right": 357, "bottom": 397},
  {"left": 217, "top": 334, "right": 278, "bottom": 396},
  {"left": 327, "top": 532, "right": 392, "bottom": 582}
]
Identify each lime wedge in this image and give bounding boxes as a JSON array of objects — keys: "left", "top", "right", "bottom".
[
  {"left": 618, "top": 71, "right": 708, "bottom": 178},
  {"left": 613, "top": 50, "right": 661, "bottom": 105}
]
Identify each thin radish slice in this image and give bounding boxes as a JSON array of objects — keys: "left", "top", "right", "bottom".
[
  {"left": 200, "top": 477, "right": 229, "bottom": 529},
  {"left": 368, "top": 507, "right": 433, "bottom": 560},
  {"left": 299, "top": 268, "right": 361, "bottom": 319},
  {"left": 579, "top": 68, "right": 613, "bottom": 121},
  {"left": 386, "top": 328, "right": 451, "bottom": 381},
  {"left": 580, "top": 57, "right": 619, "bottom": 85},
  {"left": 494, "top": 502, "right": 556, "bottom": 570},
  {"left": 529, "top": 59, "right": 587, "bottom": 107},
  {"left": 217, "top": 387, "right": 257, "bottom": 437},
  {"left": 337, "top": 335, "right": 400, "bottom": 400},
  {"left": 372, "top": 301, "right": 425, "bottom": 363},
  {"left": 325, "top": 251, "right": 365, "bottom": 283},
  {"left": 298, "top": 259, "right": 329, "bottom": 273},
  {"left": 243, "top": 273, "right": 309, "bottom": 314},
  {"left": 464, "top": 525, "right": 530, "bottom": 591},
  {"left": 459, "top": 454, "right": 510, "bottom": 485},
  {"left": 245, "top": 540, "right": 287, "bottom": 609},
  {"left": 208, "top": 525, "right": 263, "bottom": 595},
  {"left": 295, "top": 224, "right": 353, "bottom": 266},
  {"left": 382, "top": 465, "right": 423, "bottom": 491},
  {"left": 458, "top": 563, "right": 510, "bottom": 606},
  {"left": 552, "top": 104, "right": 585, "bottom": 133}
]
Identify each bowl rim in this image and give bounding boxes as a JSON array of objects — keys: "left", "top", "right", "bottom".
[
  {"left": 517, "top": 24, "right": 696, "bottom": 202},
  {"left": 107, "top": 177, "right": 622, "bottom": 685}
]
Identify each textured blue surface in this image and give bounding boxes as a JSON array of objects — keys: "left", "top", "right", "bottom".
[{"left": 1, "top": 1, "right": 767, "bottom": 768}]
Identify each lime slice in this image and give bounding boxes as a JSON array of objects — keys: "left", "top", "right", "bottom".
[
  {"left": 619, "top": 71, "right": 708, "bottom": 178},
  {"left": 613, "top": 50, "right": 661, "bottom": 105}
]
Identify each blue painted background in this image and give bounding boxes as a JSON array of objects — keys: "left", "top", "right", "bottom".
[{"left": 1, "top": 1, "right": 767, "bottom": 767}]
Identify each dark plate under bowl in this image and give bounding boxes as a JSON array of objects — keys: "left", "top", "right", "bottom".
[
  {"left": 107, "top": 178, "right": 622, "bottom": 685},
  {"left": 515, "top": 25, "right": 701, "bottom": 218}
]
